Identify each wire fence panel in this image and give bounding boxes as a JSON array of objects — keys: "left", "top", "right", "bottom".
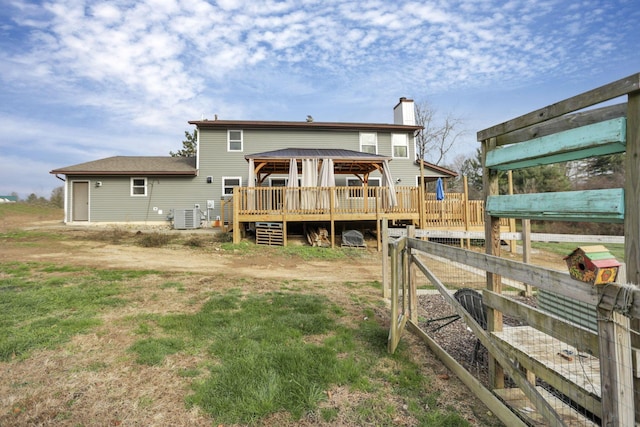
[{"left": 387, "top": 235, "right": 638, "bottom": 426}]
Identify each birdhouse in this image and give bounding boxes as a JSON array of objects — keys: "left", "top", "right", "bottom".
[{"left": 564, "top": 245, "right": 620, "bottom": 285}]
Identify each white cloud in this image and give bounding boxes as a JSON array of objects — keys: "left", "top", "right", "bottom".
[{"left": 0, "top": 0, "right": 638, "bottom": 196}]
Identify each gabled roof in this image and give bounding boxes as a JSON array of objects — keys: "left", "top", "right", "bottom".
[
  {"left": 415, "top": 159, "right": 459, "bottom": 180},
  {"left": 189, "top": 119, "right": 423, "bottom": 133},
  {"left": 50, "top": 156, "right": 197, "bottom": 176},
  {"left": 245, "top": 148, "right": 391, "bottom": 175}
]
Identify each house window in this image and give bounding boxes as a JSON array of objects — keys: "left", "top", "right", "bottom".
[
  {"left": 392, "top": 133, "right": 409, "bottom": 158},
  {"left": 269, "top": 178, "right": 287, "bottom": 187},
  {"left": 222, "top": 177, "right": 242, "bottom": 197},
  {"left": 131, "top": 177, "right": 147, "bottom": 196},
  {"left": 359, "top": 132, "right": 377, "bottom": 154},
  {"left": 346, "top": 177, "right": 381, "bottom": 197},
  {"left": 228, "top": 130, "right": 243, "bottom": 152}
]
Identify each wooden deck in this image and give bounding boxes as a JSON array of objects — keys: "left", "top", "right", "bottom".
[{"left": 222, "top": 186, "right": 500, "bottom": 247}]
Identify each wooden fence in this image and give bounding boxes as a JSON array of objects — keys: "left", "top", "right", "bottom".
[
  {"left": 387, "top": 230, "right": 638, "bottom": 426},
  {"left": 385, "top": 72, "right": 640, "bottom": 426}
]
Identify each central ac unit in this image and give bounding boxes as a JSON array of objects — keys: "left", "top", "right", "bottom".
[{"left": 173, "top": 208, "right": 201, "bottom": 229}]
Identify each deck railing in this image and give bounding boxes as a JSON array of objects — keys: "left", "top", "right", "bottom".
[
  {"left": 221, "top": 186, "right": 499, "bottom": 235},
  {"left": 235, "top": 185, "right": 420, "bottom": 216}
]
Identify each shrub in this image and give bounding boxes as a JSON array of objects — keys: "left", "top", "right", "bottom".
[
  {"left": 137, "top": 232, "right": 172, "bottom": 247},
  {"left": 213, "top": 232, "right": 233, "bottom": 243},
  {"left": 184, "top": 236, "right": 205, "bottom": 247}
]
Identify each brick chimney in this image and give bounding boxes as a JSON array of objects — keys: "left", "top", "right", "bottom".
[{"left": 393, "top": 97, "right": 415, "bottom": 125}]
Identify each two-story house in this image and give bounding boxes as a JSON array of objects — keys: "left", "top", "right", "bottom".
[{"left": 50, "top": 98, "right": 457, "bottom": 241}]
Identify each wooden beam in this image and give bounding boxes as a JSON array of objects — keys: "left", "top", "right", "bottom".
[
  {"left": 486, "top": 118, "right": 627, "bottom": 170},
  {"left": 382, "top": 219, "right": 389, "bottom": 299},
  {"left": 232, "top": 189, "right": 241, "bottom": 244},
  {"left": 485, "top": 189, "right": 625, "bottom": 222},
  {"left": 477, "top": 72, "right": 640, "bottom": 141},
  {"left": 521, "top": 219, "right": 533, "bottom": 296},
  {"left": 495, "top": 103, "right": 627, "bottom": 146},
  {"left": 626, "top": 88, "right": 640, "bottom": 423},
  {"left": 387, "top": 238, "right": 407, "bottom": 354},
  {"left": 625, "top": 90, "right": 640, "bottom": 286},
  {"left": 482, "top": 137, "right": 504, "bottom": 389},
  {"left": 407, "top": 225, "right": 417, "bottom": 323}
]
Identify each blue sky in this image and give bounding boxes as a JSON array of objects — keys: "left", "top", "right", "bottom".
[{"left": 1, "top": 0, "right": 638, "bottom": 199}]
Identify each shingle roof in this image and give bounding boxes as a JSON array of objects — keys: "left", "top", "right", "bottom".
[
  {"left": 245, "top": 148, "right": 391, "bottom": 161},
  {"left": 245, "top": 148, "right": 392, "bottom": 175},
  {"left": 50, "top": 156, "right": 197, "bottom": 176},
  {"left": 189, "top": 119, "right": 423, "bottom": 132}
]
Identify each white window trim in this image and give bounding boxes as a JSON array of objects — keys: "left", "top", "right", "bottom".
[
  {"left": 359, "top": 132, "right": 378, "bottom": 154},
  {"left": 345, "top": 177, "right": 381, "bottom": 198},
  {"left": 227, "top": 129, "right": 243, "bottom": 152},
  {"left": 130, "top": 177, "right": 147, "bottom": 197},
  {"left": 391, "top": 133, "right": 409, "bottom": 159},
  {"left": 222, "top": 176, "right": 242, "bottom": 197}
]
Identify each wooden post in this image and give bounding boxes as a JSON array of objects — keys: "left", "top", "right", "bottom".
[
  {"left": 521, "top": 219, "right": 533, "bottom": 297},
  {"left": 232, "top": 188, "right": 241, "bottom": 244},
  {"left": 463, "top": 176, "right": 471, "bottom": 249},
  {"left": 507, "top": 170, "right": 517, "bottom": 254},
  {"left": 597, "top": 305, "right": 635, "bottom": 426},
  {"left": 626, "top": 90, "right": 640, "bottom": 421},
  {"left": 376, "top": 190, "right": 381, "bottom": 251},
  {"left": 330, "top": 187, "right": 335, "bottom": 248},
  {"left": 483, "top": 138, "right": 504, "bottom": 389},
  {"left": 220, "top": 197, "right": 226, "bottom": 232},
  {"left": 382, "top": 219, "right": 390, "bottom": 299},
  {"left": 419, "top": 160, "right": 426, "bottom": 230},
  {"left": 407, "top": 225, "right": 418, "bottom": 323}
]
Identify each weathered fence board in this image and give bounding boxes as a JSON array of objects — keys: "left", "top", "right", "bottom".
[
  {"left": 486, "top": 188, "right": 625, "bottom": 222},
  {"left": 495, "top": 103, "right": 627, "bottom": 146},
  {"left": 486, "top": 118, "right": 626, "bottom": 170},
  {"left": 492, "top": 326, "right": 602, "bottom": 419},
  {"left": 483, "top": 290, "right": 599, "bottom": 356}
]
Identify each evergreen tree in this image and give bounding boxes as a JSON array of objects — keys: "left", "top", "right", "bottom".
[
  {"left": 170, "top": 129, "right": 198, "bottom": 157},
  {"left": 459, "top": 148, "right": 571, "bottom": 195}
]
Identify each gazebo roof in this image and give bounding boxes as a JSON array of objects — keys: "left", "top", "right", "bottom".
[{"left": 245, "top": 148, "right": 392, "bottom": 175}]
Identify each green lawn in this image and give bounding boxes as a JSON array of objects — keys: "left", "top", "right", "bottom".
[{"left": 0, "top": 260, "right": 480, "bottom": 426}]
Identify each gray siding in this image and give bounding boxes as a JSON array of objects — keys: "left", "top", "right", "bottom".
[
  {"left": 197, "top": 127, "right": 418, "bottom": 219},
  {"left": 67, "top": 175, "right": 218, "bottom": 224}
]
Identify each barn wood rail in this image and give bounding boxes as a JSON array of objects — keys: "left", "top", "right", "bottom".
[
  {"left": 388, "top": 234, "right": 640, "bottom": 427},
  {"left": 229, "top": 185, "right": 501, "bottom": 246},
  {"left": 476, "top": 72, "right": 640, "bottom": 426}
]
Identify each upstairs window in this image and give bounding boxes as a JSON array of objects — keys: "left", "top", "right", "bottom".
[
  {"left": 228, "top": 130, "right": 243, "bottom": 152},
  {"left": 131, "top": 177, "right": 147, "bottom": 196},
  {"left": 359, "top": 132, "right": 377, "bottom": 154},
  {"left": 392, "top": 133, "right": 409, "bottom": 158}
]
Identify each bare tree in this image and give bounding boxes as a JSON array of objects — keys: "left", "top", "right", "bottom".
[{"left": 414, "top": 101, "right": 465, "bottom": 165}]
